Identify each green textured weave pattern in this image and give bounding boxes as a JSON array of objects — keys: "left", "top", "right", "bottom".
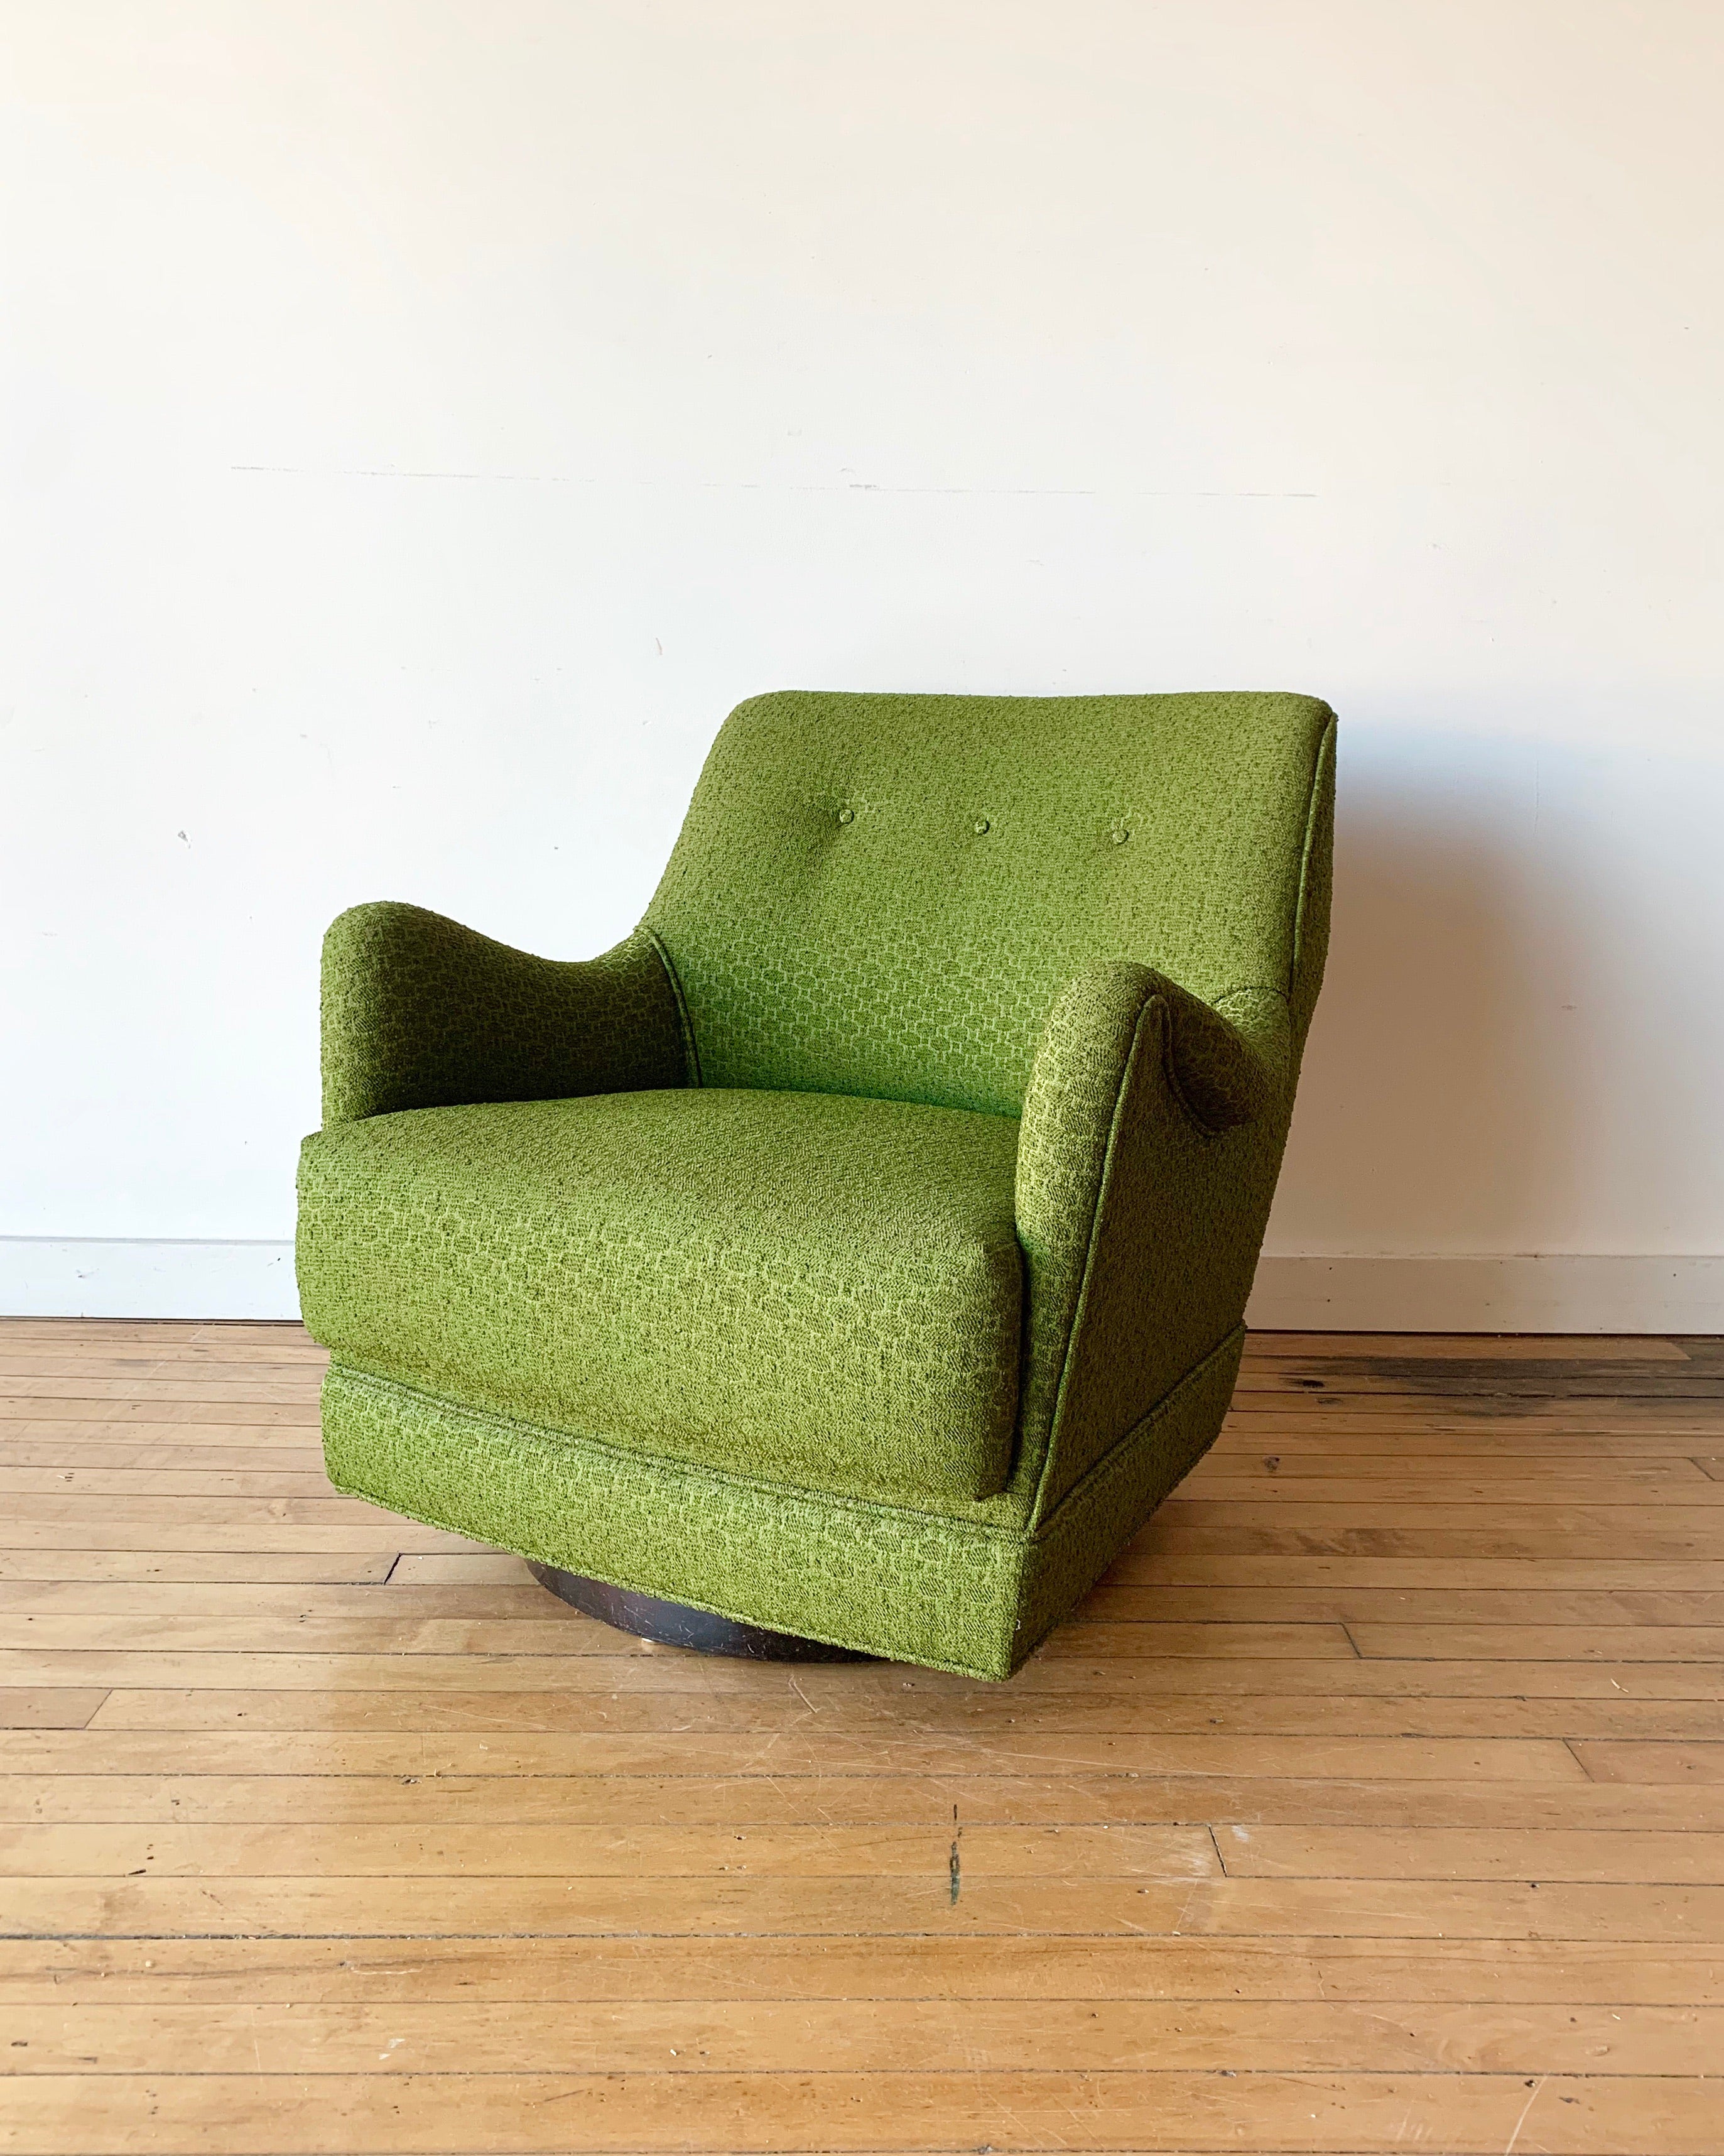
[
  {"left": 1012, "top": 964, "right": 1146, "bottom": 1491},
  {"left": 1015, "top": 1328, "right": 1245, "bottom": 1658},
  {"left": 645, "top": 690, "right": 1333, "bottom": 1118},
  {"left": 298, "top": 690, "right": 1336, "bottom": 1668},
  {"left": 1012, "top": 962, "right": 1287, "bottom": 1512},
  {"left": 320, "top": 905, "right": 689, "bottom": 1125},
  {"left": 1033, "top": 998, "right": 1294, "bottom": 1517},
  {"left": 298, "top": 1087, "right": 1025, "bottom": 1504},
  {"left": 318, "top": 1328, "right": 1242, "bottom": 1680}
]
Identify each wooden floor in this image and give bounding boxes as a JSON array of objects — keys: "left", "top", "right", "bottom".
[{"left": 3, "top": 1325, "right": 1723, "bottom": 2154}]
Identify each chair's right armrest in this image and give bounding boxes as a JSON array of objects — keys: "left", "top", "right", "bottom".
[
  {"left": 1013, "top": 960, "right": 1291, "bottom": 1512},
  {"left": 320, "top": 901, "right": 691, "bottom": 1125}
]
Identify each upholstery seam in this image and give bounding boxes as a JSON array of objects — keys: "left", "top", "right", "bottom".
[
  {"left": 644, "top": 925, "right": 703, "bottom": 1087},
  {"left": 325, "top": 1363, "right": 1031, "bottom": 1542},
  {"left": 1026, "top": 996, "right": 1155, "bottom": 1524},
  {"left": 1289, "top": 714, "right": 1337, "bottom": 1005},
  {"left": 1006, "top": 1326, "right": 1242, "bottom": 1664},
  {"left": 1153, "top": 991, "right": 1230, "bottom": 1141},
  {"left": 1026, "top": 1320, "right": 1243, "bottom": 1547}
]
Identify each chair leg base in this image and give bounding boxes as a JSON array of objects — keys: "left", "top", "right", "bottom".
[{"left": 527, "top": 1562, "right": 876, "bottom": 1662}]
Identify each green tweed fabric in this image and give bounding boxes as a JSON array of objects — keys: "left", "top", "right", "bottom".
[
  {"left": 645, "top": 690, "right": 1331, "bottom": 1117},
  {"left": 320, "top": 906, "right": 690, "bottom": 1126},
  {"left": 318, "top": 1327, "right": 1243, "bottom": 1680},
  {"left": 1012, "top": 962, "right": 1293, "bottom": 1517},
  {"left": 299, "top": 1087, "right": 1023, "bottom": 1503},
  {"left": 301, "top": 688, "right": 1335, "bottom": 1671}
]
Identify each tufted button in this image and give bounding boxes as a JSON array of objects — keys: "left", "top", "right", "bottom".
[
  {"left": 973, "top": 817, "right": 990, "bottom": 836},
  {"left": 1110, "top": 823, "right": 1130, "bottom": 845},
  {"left": 837, "top": 806, "right": 855, "bottom": 825}
]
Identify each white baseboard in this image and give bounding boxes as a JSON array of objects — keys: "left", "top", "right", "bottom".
[
  {"left": 0, "top": 1238, "right": 299, "bottom": 1320},
  {"left": 3, "top": 1238, "right": 1721, "bottom": 1334},
  {"left": 1245, "top": 1254, "right": 1724, "bottom": 1334}
]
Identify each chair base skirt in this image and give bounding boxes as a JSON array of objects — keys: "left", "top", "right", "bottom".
[
  {"left": 317, "top": 1335, "right": 1243, "bottom": 1678},
  {"left": 528, "top": 1561, "right": 875, "bottom": 1662}
]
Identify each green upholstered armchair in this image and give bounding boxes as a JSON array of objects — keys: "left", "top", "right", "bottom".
[{"left": 296, "top": 690, "right": 1335, "bottom": 1679}]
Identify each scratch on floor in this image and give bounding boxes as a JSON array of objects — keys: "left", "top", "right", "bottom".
[{"left": 1504, "top": 2074, "right": 1546, "bottom": 2154}]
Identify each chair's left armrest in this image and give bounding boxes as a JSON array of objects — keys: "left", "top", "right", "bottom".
[{"left": 320, "top": 901, "right": 691, "bottom": 1125}]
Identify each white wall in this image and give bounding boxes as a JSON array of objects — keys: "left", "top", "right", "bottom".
[{"left": 4, "top": 1, "right": 1722, "bottom": 1324}]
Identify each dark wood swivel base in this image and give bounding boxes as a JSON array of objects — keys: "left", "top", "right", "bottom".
[{"left": 528, "top": 1562, "right": 875, "bottom": 1662}]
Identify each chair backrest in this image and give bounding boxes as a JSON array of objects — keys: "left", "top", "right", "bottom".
[{"left": 645, "top": 690, "right": 1335, "bottom": 1118}]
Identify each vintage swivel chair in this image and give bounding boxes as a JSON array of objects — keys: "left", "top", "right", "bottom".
[{"left": 297, "top": 690, "right": 1334, "bottom": 1679}]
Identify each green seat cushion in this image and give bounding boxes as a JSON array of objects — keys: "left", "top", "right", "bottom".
[{"left": 297, "top": 1087, "right": 1024, "bottom": 1504}]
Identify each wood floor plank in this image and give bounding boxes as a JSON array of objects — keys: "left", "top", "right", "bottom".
[
  {"left": 1080, "top": 1583, "right": 1724, "bottom": 1625},
  {"left": 1223, "top": 1400, "right": 1724, "bottom": 1429},
  {"left": 1084, "top": 1568, "right": 1724, "bottom": 1616},
  {"left": 5, "top": 1995, "right": 1716, "bottom": 2074},
  {"left": 9, "top": 1818, "right": 1724, "bottom": 1885},
  {"left": 1135, "top": 1504, "right": 1724, "bottom": 1558},
  {"left": 1351, "top": 1623, "right": 1724, "bottom": 1660},
  {"left": 0, "top": 1522, "right": 482, "bottom": 1554},
  {"left": 0, "top": 1690, "right": 107, "bottom": 1731},
  {"left": 0, "top": 1724, "right": 1595, "bottom": 1778},
  {"left": 0, "top": 1380, "right": 323, "bottom": 1414},
  {"left": 1102, "top": 1553, "right": 1724, "bottom": 1587},
  {"left": 1216, "top": 1824, "right": 1724, "bottom": 1881},
  {"left": 0, "top": 1821, "right": 1221, "bottom": 1880},
  {"left": 4, "top": 1932, "right": 1720, "bottom": 2005},
  {"left": 3, "top": 1495, "right": 466, "bottom": 1530},
  {"left": 6, "top": 1773, "right": 1721, "bottom": 1832},
  {"left": 1240, "top": 1334, "right": 1692, "bottom": 1363},
  {"left": 0, "top": 1420, "right": 325, "bottom": 1447},
  {"left": 4, "top": 1871, "right": 1720, "bottom": 1939},
  {"left": 0, "top": 1439, "right": 328, "bottom": 1472},
  {"left": 0, "top": 1465, "right": 340, "bottom": 1497},
  {"left": 1210, "top": 1438, "right": 1724, "bottom": 1466},
  {"left": 1198, "top": 1446, "right": 1714, "bottom": 1476},
  {"left": 0, "top": 1355, "right": 326, "bottom": 1381},
  {"left": 0, "top": 1397, "right": 322, "bottom": 1426},
  {"left": 388, "top": 1552, "right": 534, "bottom": 1585},
  {"left": 0, "top": 1552, "right": 398, "bottom": 1582},
  {"left": 1572, "top": 1743, "right": 1724, "bottom": 1784},
  {"left": 1232, "top": 1369, "right": 1724, "bottom": 1398},
  {"left": 0, "top": 1581, "right": 583, "bottom": 1613},
  {"left": 63, "top": 1682, "right": 1724, "bottom": 1740},
  {"left": 1043, "top": 1634, "right": 1724, "bottom": 1687},
  {"left": 2, "top": 2068, "right": 1717, "bottom": 2154},
  {"left": 1178, "top": 1470, "right": 1724, "bottom": 1502}
]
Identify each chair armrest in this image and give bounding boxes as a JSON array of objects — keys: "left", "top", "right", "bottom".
[
  {"left": 320, "top": 901, "right": 691, "bottom": 1125},
  {"left": 1014, "top": 961, "right": 1290, "bottom": 1514}
]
